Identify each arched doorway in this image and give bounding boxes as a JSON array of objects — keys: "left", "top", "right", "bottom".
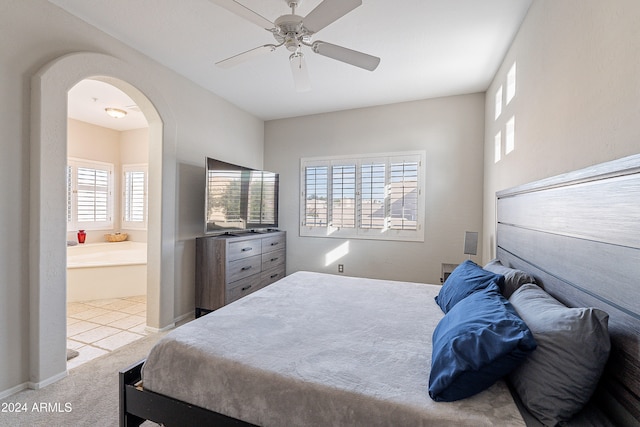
[{"left": 30, "top": 52, "right": 177, "bottom": 388}]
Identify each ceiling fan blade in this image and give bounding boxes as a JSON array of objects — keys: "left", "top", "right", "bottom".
[
  {"left": 312, "top": 41, "right": 380, "bottom": 71},
  {"left": 303, "top": 0, "right": 362, "bottom": 34},
  {"left": 209, "top": 0, "right": 273, "bottom": 29},
  {"left": 289, "top": 53, "right": 311, "bottom": 92},
  {"left": 216, "top": 45, "right": 276, "bottom": 69}
]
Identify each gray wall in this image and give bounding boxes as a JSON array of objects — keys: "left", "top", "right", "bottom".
[
  {"left": 265, "top": 94, "right": 486, "bottom": 284},
  {"left": 0, "top": 0, "right": 263, "bottom": 396},
  {"left": 482, "top": 0, "right": 640, "bottom": 262}
]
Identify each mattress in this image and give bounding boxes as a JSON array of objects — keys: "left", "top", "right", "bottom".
[{"left": 142, "top": 271, "right": 525, "bottom": 426}]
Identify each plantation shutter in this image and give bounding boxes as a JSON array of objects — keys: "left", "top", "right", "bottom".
[
  {"left": 77, "top": 167, "right": 110, "bottom": 223},
  {"left": 300, "top": 151, "right": 424, "bottom": 242},
  {"left": 67, "top": 158, "right": 114, "bottom": 231},
  {"left": 331, "top": 164, "right": 356, "bottom": 229},
  {"left": 359, "top": 162, "right": 386, "bottom": 229},
  {"left": 303, "top": 165, "right": 328, "bottom": 227},
  {"left": 388, "top": 160, "right": 419, "bottom": 230},
  {"left": 122, "top": 165, "right": 148, "bottom": 229}
]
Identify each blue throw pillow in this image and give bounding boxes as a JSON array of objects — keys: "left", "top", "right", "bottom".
[
  {"left": 435, "top": 259, "right": 505, "bottom": 313},
  {"left": 429, "top": 284, "right": 537, "bottom": 402}
]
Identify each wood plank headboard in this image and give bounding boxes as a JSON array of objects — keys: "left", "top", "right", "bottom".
[{"left": 495, "top": 154, "right": 640, "bottom": 426}]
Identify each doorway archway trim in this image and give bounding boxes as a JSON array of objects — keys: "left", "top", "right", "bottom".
[{"left": 30, "top": 51, "right": 176, "bottom": 388}]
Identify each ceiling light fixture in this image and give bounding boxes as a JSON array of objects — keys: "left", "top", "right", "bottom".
[{"left": 105, "top": 107, "right": 127, "bottom": 119}]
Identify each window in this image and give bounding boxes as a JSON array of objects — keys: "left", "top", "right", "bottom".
[
  {"left": 67, "top": 158, "right": 114, "bottom": 231},
  {"left": 331, "top": 164, "right": 356, "bottom": 228},
  {"left": 300, "top": 151, "right": 425, "bottom": 241},
  {"left": 122, "top": 164, "right": 148, "bottom": 229},
  {"left": 360, "top": 162, "right": 385, "bottom": 229},
  {"left": 303, "top": 165, "right": 328, "bottom": 227},
  {"left": 494, "top": 131, "right": 502, "bottom": 163}
]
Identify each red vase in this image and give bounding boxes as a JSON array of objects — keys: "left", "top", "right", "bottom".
[{"left": 77, "top": 230, "right": 86, "bottom": 244}]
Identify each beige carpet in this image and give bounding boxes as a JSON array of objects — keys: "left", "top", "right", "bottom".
[{"left": 0, "top": 331, "right": 167, "bottom": 427}]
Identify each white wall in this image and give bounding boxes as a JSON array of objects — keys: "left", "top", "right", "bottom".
[
  {"left": 482, "top": 0, "right": 640, "bottom": 262},
  {"left": 0, "top": 0, "right": 263, "bottom": 396},
  {"left": 265, "top": 94, "right": 486, "bottom": 284},
  {"left": 120, "top": 127, "right": 149, "bottom": 165},
  {"left": 120, "top": 127, "right": 150, "bottom": 242}
]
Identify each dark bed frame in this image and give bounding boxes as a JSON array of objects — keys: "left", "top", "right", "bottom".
[
  {"left": 119, "top": 360, "right": 256, "bottom": 427},
  {"left": 120, "top": 153, "right": 640, "bottom": 426}
]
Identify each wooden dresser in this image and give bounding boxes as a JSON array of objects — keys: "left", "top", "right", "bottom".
[{"left": 195, "top": 230, "right": 286, "bottom": 317}]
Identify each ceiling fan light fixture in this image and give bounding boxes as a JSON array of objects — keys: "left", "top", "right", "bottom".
[
  {"left": 105, "top": 107, "right": 127, "bottom": 119},
  {"left": 284, "top": 36, "right": 300, "bottom": 52}
]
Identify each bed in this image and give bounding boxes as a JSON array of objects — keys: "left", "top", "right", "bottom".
[{"left": 120, "top": 153, "right": 640, "bottom": 427}]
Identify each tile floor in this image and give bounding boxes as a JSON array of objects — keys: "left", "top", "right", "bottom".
[{"left": 66, "top": 295, "right": 148, "bottom": 370}]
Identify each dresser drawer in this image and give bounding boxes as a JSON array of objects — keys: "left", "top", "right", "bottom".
[
  {"left": 195, "top": 231, "right": 286, "bottom": 317},
  {"left": 226, "top": 276, "right": 260, "bottom": 304},
  {"left": 262, "top": 234, "right": 285, "bottom": 253},
  {"left": 260, "top": 266, "right": 285, "bottom": 287},
  {"left": 227, "top": 255, "right": 261, "bottom": 283},
  {"left": 227, "top": 239, "right": 262, "bottom": 261},
  {"left": 261, "top": 249, "right": 285, "bottom": 270}
]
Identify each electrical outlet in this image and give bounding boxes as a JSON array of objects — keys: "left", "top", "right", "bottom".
[{"left": 338, "top": 264, "right": 344, "bottom": 273}]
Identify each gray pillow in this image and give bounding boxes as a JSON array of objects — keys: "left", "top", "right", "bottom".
[
  {"left": 484, "top": 259, "right": 536, "bottom": 298},
  {"left": 508, "top": 284, "right": 611, "bottom": 426}
]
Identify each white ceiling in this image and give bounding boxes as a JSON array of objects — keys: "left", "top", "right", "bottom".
[
  {"left": 68, "top": 79, "right": 149, "bottom": 131},
  {"left": 53, "top": 0, "right": 531, "bottom": 125}
]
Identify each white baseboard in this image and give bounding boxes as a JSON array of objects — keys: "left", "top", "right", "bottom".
[
  {"left": 0, "top": 370, "right": 67, "bottom": 399},
  {"left": 0, "top": 382, "right": 29, "bottom": 400},
  {"left": 173, "top": 311, "right": 193, "bottom": 326},
  {"left": 28, "top": 370, "right": 68, "bottom": 390},
  {"left": 144, "top": 311, "right": 193, "bottom": 334},
  {"left": 144, "top": 322, "right": 175, "bottom": 334}
]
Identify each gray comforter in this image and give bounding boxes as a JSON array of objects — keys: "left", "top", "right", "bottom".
[{"left": 142, "top": 271, "right": 525, "bottom": 426}]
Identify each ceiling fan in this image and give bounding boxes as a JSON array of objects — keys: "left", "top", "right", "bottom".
[{"left": 211, "top": 0, "right": 381, "bottom": 92}]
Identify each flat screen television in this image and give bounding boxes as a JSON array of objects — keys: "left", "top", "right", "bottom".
[{"left": 205, "top": 157, "right": 279, "bottom": 234}]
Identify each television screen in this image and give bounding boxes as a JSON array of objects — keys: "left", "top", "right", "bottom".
[
  {"left": 247, "top": 170, "right": 279, "bottom": 228},
  {"left": 205, "top": 158, "right": 279, "bottom": 234}
]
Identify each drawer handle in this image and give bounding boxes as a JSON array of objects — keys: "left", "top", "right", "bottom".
[
  {"left": 241, "top": 266, "right": 252, "bottom": 271},
  {"left": 270, "top": 257, "right": 279, "bottom": 262},
  {"left": 270, "top": 273, "right": 279, "bottom": 279},
  {"left": 241, "top": 247, "right": 253, "bottom": 252},
  {"left": 241, "top": 285, "right": 252, "bottom": 291},
  {"left": 270, "top": 242, "right": 279, "bottom": 246}
]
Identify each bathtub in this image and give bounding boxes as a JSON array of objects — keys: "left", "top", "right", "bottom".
[{"left": 67, "top": 241, "right": 147, "bottom": 302}]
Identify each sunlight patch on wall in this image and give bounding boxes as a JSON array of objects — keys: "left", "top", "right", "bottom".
[
  {"left": 325, "top": 241, "right": 350, "bottom": 266},
  {"left": 506, "top": 116, "right": 515, "bottom": 154},
  {"left": 494, "top": 61, "right": 517, "bottom": 161},
  {"left": 506, "top": 62, "right": 516, "bottom": 104},
  {"left": 495, "top": 86, "right": 503, "bottom": 120}
]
